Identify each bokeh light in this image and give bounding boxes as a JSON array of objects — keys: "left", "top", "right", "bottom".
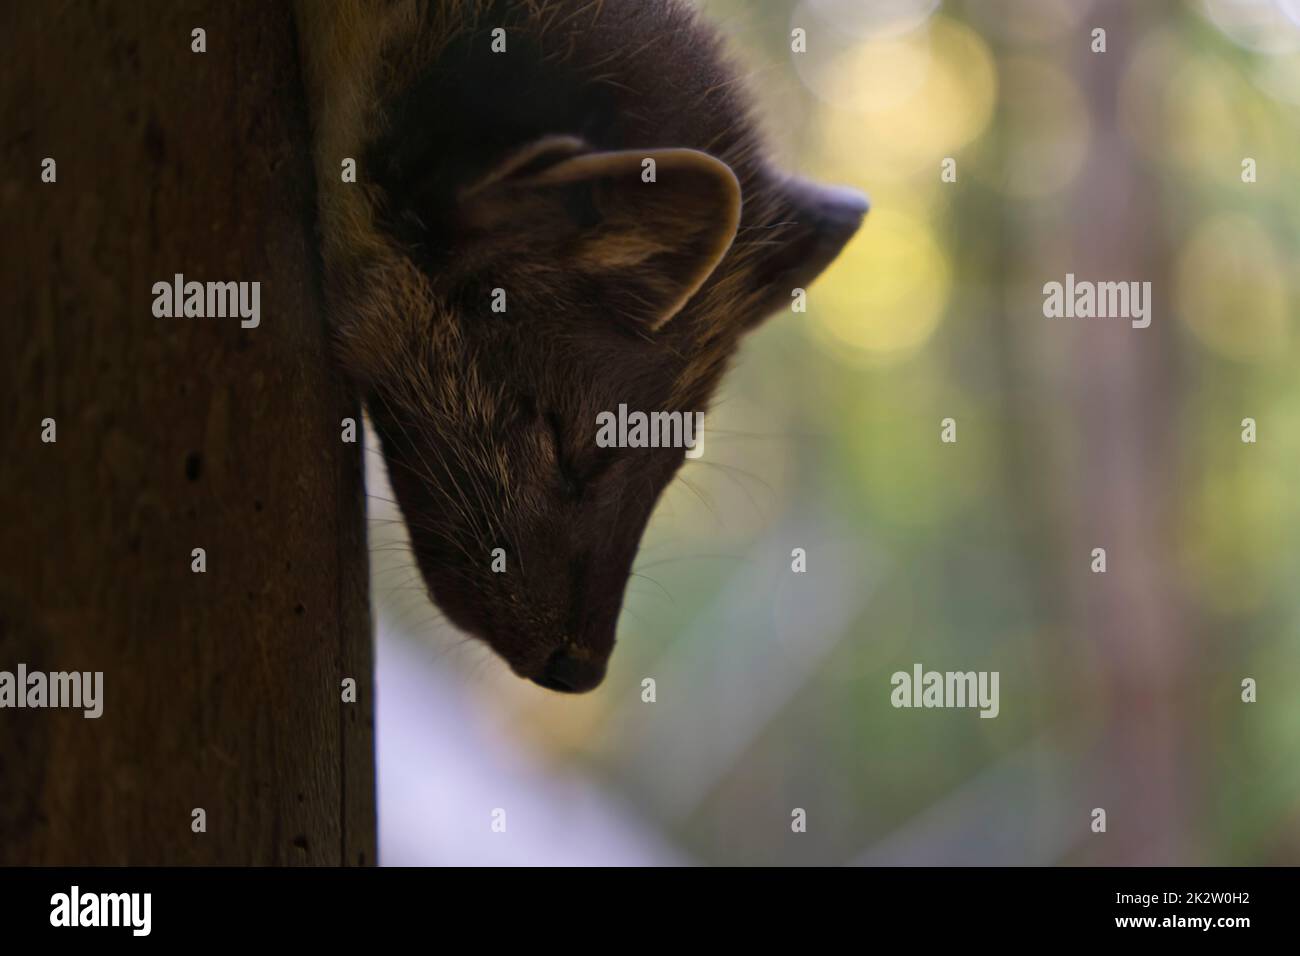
[
  {"left": 809, "top": 206, "right": 949, "bottom": 364},
  {"left": 1175, "top": 213, "right": 1290, "bottom": 361},
  {"left": 805, "top": 15, "right": 998, "bottom": 183}
]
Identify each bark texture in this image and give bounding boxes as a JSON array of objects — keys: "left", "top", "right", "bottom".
[{"left": 0, "top": 1, "right": 376, "bottom": 865}]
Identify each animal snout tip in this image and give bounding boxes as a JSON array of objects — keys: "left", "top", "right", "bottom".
[{"left": 530, "top": 646, "right": 607, "bottom": 694}]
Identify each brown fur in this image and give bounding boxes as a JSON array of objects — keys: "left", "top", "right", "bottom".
[{"left": 295, "top": 0, "right": 866, "bottom": 691}]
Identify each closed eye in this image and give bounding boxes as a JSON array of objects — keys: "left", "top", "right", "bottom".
[
  {"left": 545, "top": 411, "right": 620, "bottom": 500},
  {"left": 546, "top": 411, "right": 586, "bottom": 500}
]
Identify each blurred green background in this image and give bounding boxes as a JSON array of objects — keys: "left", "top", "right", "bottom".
[{"left": 370, "top": 0, "right": 1300, "bottom": 865}]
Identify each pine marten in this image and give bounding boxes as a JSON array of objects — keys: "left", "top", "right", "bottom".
[{"left": 295, "top": 0, "right": 866, "bottom": 692}]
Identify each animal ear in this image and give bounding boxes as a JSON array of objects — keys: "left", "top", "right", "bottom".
[
  {"left": 746, "top": 174, "right": 869, "bottom": 326},
  {"left": 459, "top": 143, "right": 742, "bottom": 331}
]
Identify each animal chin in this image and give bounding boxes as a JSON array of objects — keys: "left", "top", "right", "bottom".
[{"left": 420, "top": 573, "right": 493, "bottom": 640}]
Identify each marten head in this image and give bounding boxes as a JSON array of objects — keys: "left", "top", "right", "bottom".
[{"left": 314, "top": 1, "right": 866, "bottom": 691}]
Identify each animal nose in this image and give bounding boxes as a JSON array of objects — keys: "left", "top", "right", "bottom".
[{"left": 531, "top": 648, "right": 606, "bottom": 693}]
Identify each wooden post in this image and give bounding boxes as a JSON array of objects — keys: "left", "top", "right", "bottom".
[{"left": 0, "top": 1, "right": 376, "bottom": 864}]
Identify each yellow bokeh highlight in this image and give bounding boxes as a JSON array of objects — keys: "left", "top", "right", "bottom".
[
  {"left": 1120, "top": 29, "right": 1280, "bottom": 184},
  {"left": 809, "top": 16, "right": 997, "bottom": 184},
  {"left": 1182, "top": 463, "right": 1290, "bottom": 614},
  {"left": 809, "top": 206, "right": 949, "bottom": 365},
  {"left": 1175, "top": 213, "right": 1289, "bottom": 362},
  {"left": 1161, "top": 55, "right": 1249, "bottom": 178}
]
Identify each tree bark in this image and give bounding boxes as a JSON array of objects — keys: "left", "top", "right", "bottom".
[{"left": 0, "top": 1, "right": 376, "bottom": 864}]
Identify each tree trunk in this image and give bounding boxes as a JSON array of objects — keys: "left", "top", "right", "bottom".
[
  {"left": 1063, "top": 0, "right": 1190, "bottom": 864},
  {"left": 0, "top": 1, "right": 376, "bottom": 865}
]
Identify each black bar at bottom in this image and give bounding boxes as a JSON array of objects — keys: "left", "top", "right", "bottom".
[{"left": 0, "top": 865, "right": 1280, "bottom": 941}]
